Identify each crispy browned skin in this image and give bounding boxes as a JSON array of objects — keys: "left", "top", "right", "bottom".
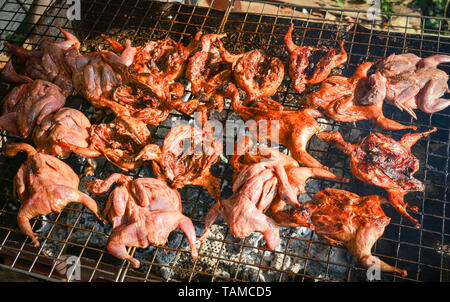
[
  {"left": 102, "top": 33, "right": 200, "bottom": 108},
  {"left": 4, "top": 143, "right": 104, "bottom": 247},
  {"left": 281, "top": 188, "right": 407, "bottom": 277},
  {"left": 78, "top": 36, "right": 192, "bottom": 119},
  {"left": 137, "top": 123, "right": 222, "bottom": 201},
  {"left": 285, "top": 23, "right": 347, "bottom": 94},
  {"left": 220, "top": 45, "right": 284, "bottom": 102},
  {"left": 85, "top": 174, "right": 198, "bottom": 268},
  {"left": 68, "top": 34, "right": 196, "bottom": 122},
  {"left": 227, "top": 82, "right": 328, "bottom": 169},
  {"left": 110, "top": 84, "right": 177, "bottom": 125},
  {"left": 0, "top": 79, "right": 66, "bottom": 138},
  {"left": 91, "top": 77, "right": 188, "bottom": 125},
  {"left": 225, "top": 137, "right": 406, "bottom": 276},
  {"left": 317, "top": 128, "right": 437, "bottom": 227},
  {"left": 59, "top": 115, "right": 153, "bottom": 174},
  {"left": 3, "top": 25, "right": 80, "bottom": 97},
  {"left": 185, "top": 33, "right": 233, "bottom": 113},
  {"left": 304, "top": 62, "right": 416, "bottom": 131},
  {"left": 361, "top": 53, "right": 450, "bottom": 117}
]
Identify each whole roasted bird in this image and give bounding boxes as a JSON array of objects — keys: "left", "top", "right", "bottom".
[
  {"left": 229, "top": 136, "right": 349, "bottom": 228},
  {"left": 227, "top": 82, "right": 328, "bottom": 169},
  {"left": 200, "top": 160, "right": 298, "bottom": 250},
  {"left": 317, "top": 128, "right": 436, "bottom": 227},
  {"left": 285, "top": 23, "right": 347, "bottom": 94},
  {"left": 3, "top": 25, "right": 80, "bottom": 97},
  {"left": 4, "top": 143, "right": 104, "bottom": 247},
  {"left": 75, "top": 35, "right": 195, "bottom": 121},
  {"left": 277, "top": 187, "right": 407, "bottom": 277},
  {"left": 185, "top": 33, "right": 232, "bottom": 113},
  {"left": 85, "top": 173, "right": 198, "bottom": 268},
  {"left": 33, "top": 107, "right": 92, "bottom": 158},
  {"left": 110, "top": 84, "right": 175, "bottom": 125},
  {"left": 136, "top": 122, "right": 223, "bottom": 201},
  {"left": 64, "top": 39, "right": 135, "bottom": 110},
  {"left": 102, "top": 33, "right": 201, "bottom": 83},
  {"left": 101, "top": 33, "right": 200, "bottom": 103},
  {"left": 360, "top": 53, "right": 450, "bottom": 117},
  {"left": 0, "top": 79, "right": 66, "bottom": 138},
  {"left": 220, "top": 44, "right": 284, "bottom": 102},
  {"left": 304, "top": 62, "right": 416, "bottom": 131},
  {"left": 59, "top": 115, "right": 153, "bottom": 174}
]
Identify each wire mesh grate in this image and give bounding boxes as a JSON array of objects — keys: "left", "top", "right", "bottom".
[{"left": 0, "top": 0, "right": 449, "bottom": 282}]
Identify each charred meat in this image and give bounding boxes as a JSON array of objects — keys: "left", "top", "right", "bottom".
[
  {"left": 102, "top": 33, "right": 200, "bottom": 102},
  {"left": 59, "top": 115, "right": 152, "bottom": 174},
  {"left": 317, "top": 128, "right": 437, "bottom": 227},
  {"left": 137, "top": 122, "right": 222, "bottom": 201},
  {"left": 185, "top": 33, "right": 232, "bottom": 113},
  {"left": 220, "top": 45, "right": 284, "bottom": 102},
  {"left": 280, "top": 188, "right": 407, "bottom": 277},
  {"left": 285, "top": 23, "right": 347, "bottom": 94}
]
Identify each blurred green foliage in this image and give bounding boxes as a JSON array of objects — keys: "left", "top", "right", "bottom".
[
  {"left": 413, "top": 0, "right": 448, "bottom": 30},
  {"left": 5, "top": 23, "right": 27, "bottom": 44},
  {"left": 335, "top": 0, "right": 449, "bottom": 31},
  {"left": 379, "top": 0, "right": 394, "bottom": 13},
  {"left": 334, "top": 0, "right": 395, "bottom": 11}
]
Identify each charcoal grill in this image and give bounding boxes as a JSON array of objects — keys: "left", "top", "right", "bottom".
[{"left": 0, "top": 0, "right": 449, "bottom": 282}]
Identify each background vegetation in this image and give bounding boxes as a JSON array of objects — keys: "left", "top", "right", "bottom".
[{"left": 335, "top": 0, "right": 449, "bottom": 30}]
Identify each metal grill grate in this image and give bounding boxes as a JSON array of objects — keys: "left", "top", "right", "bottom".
[{"left": 0, "top": 0, "right": 449, "bottom": 282}]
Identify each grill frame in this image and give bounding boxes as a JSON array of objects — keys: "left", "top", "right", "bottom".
[{"left": 0, "top": 0, "right": 449, "bottom": 282}]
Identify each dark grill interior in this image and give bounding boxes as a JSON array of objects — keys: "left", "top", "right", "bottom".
[{"left": 0, "top": 0, "right": 449, "bottom": 282}]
